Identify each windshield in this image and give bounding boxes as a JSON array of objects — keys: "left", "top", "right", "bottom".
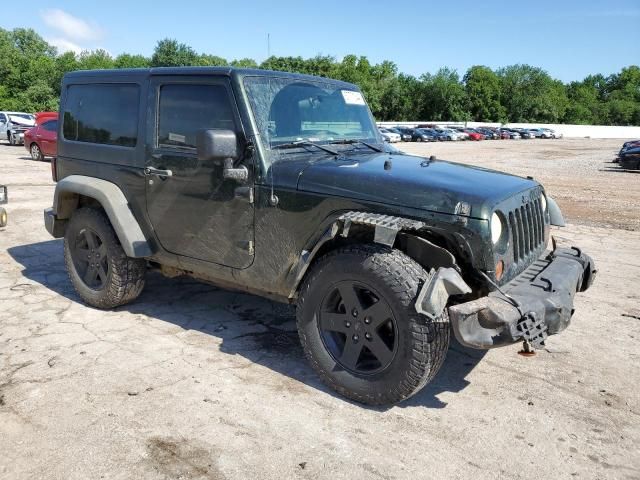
[{"left": 243, "top": 76, "right": 380, "bottom": 163}]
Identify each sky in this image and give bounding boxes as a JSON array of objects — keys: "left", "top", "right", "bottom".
[{"left": 2, "top": 0, "right": 639, "bottom": 82}]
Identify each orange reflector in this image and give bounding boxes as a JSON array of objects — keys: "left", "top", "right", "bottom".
[{"left": 495, "top": 260, "right": 504, "bottom": 281}]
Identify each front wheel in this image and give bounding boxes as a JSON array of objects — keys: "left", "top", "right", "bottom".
[
  {"left": 8, "top": 133, "right": 15, "bottom": 146},
  {"left": 64, "top": 207, "right": 146, "bottom": 309},
  {"left": 297, "top": 244, "right": 450, "bottom": 405}
]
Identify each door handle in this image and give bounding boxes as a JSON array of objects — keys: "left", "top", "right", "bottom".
[{"left": 144, "top": 167, "right": 173, "bottom": 177}]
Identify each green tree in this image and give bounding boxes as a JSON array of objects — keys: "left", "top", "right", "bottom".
[
  {"left": 151, "top": 39, "right": 198, "bottom": 66},
  {"left": 78, "top": 49, "right": 114, "bottom": 70},
  {"left": 231, "top": 58, "right": 258, "bottom": 68},
  {"left": 498, "top": 64, "right": 567, "bottom": 123},
  {"left": 417, "top": 68, "right": 469, "bottom": 121},
  {"left": 463, "top": 66, "right": 506, "bottom": 122},
  {"left": 114, "top": 53, "right": 150, "bottom": 69}
]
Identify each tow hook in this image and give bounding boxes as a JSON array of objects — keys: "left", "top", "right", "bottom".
[{"left": 518, "top": 340, "right": 537, "bottom": 357}]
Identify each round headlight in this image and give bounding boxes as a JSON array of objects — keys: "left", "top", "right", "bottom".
[
  {"left": 540, "top": 193, "right": 547, "bottom": 212},
  {"left": 491, "top": 212, "right": 503, "bottom": 244}
]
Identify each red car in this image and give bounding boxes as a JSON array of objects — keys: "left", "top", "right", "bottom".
[
  {"left": 463, "top": 128, "right": 485, "bottom": 141},
  {"left": 24, "top": 116, "right": 58, "bottom": 161}
]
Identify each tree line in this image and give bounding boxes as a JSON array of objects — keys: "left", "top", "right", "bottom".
[{"left": 1, "top": 27, "right": 638, "bottom": 125}]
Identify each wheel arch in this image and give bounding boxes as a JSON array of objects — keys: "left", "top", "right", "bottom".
[
  {"left": 52, "top": 175, "right": 152, "bottom": 258},
  {"left": 287, "top": 211, "right": 463, "bottom": 300}
]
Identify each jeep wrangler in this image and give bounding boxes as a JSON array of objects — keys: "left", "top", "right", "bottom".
[{"left": 44, "top": 68, "right": 595, "bottom": 405}]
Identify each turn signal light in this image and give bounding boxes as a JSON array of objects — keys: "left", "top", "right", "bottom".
[{"left": 495, "top": 260, "right": 504, "bottom": 281}]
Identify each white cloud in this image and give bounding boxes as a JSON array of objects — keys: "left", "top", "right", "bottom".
[
  {"left": 40, "top": 9, "right": 103, "bottom": 42},
  {"left": 47, "top": 37, "right": 83, "bottom": 54}
]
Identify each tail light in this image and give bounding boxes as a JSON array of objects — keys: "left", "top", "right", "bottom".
[{"left": 51, "top": 157, "right": 58, "bottom": 182}]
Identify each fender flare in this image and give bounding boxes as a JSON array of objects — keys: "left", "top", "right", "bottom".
[
  {"left": 53, "top": 175, "right": 152, "bottom": 258},
  {"left": 286, "top": 211, "right": 460, "bottom": 299}
]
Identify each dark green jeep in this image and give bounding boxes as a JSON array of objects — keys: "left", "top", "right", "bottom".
[{"left": 44, "top": 67, "right": 595, "bottom": 405}]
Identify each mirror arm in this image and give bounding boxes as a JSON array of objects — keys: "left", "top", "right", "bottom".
[{"left": 222, "top": 158, "right": 249, "bottom": 182}]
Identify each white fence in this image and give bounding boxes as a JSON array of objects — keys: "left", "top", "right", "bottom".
[{"left": 377, "top": 121, "right": 640, "bottom": 139}]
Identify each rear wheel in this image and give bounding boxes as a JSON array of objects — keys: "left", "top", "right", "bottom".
[
  {"left": 0, "top": 207, "right": 7, "bottom": 227},
  {"left": 30, "top": 143, "right": 44, "bottom": 161},
  {"left": 64, "top": 207, "right": 146, "bottom": 309},
  {"left": 297, "top": 244, "right": 450, "bottom": 405},
  {"left": 416, "top": 137, "right": 423, "bottom": 142}
]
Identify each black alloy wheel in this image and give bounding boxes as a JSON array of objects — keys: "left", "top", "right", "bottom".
[
  {"left": 71, "top": 227, "right": 109, "bottom": 290},
  {"left": 318, "top": 280, "right": 398, "bottom": 375}
]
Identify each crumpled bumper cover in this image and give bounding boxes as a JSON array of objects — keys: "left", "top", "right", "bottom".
[{"left": 449, "top": 247, "right": 596, "bottom": 349}]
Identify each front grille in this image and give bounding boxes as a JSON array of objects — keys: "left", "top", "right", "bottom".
[{"left": 507, "top": 196, "right": 545, "bottom": 263}]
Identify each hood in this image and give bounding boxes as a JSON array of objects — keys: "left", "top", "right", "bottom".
[
  {"left": 8, "top": 116, "right": 35, "bottom": 128},
  {"left": 293, "top": 152, "right": 538, "bottom": 219}
]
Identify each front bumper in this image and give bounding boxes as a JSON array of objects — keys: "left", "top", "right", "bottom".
[
  {"left": 448, "top": 246, "right": 596, "bottom": 349},
  {"left": 10, "top": 131, "right": 25, "bottom": 144}
]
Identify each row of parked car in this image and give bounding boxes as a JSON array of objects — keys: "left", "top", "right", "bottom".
[
  {"left": 615, "top": 139, "right": 640, "bottom": 170},
  {"left": 378, "top": 125, "right": 562, "bottom": 143}
]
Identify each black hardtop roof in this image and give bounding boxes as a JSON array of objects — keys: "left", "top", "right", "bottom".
[{"left": 63, "top": 66, "right": 358, "bottom": 89}]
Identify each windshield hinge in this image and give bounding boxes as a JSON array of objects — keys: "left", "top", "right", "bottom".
[{"left": 234, "top": 186, "right": 254, "bottom": 204}]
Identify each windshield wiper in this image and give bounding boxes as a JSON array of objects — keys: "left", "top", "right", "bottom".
[
  {"left": 327, "top": 139, "right": 384, "bottom": 153},
  {"left": 272, "top": 140, "right": 339, "bottom": 156}
]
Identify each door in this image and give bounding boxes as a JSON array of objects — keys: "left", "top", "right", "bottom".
[
  {"left": 145, "top": 76, "right": 255, "bottom": 269},
  {"left": 39, "top": 119, "right": 58, "bottom": 156}
]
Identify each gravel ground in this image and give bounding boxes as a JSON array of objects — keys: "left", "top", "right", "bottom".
[{"left": 0, "top": 139, "right": 639, "bottom": 480}]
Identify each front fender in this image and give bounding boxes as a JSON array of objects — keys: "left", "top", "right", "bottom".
[{"left": 51, "top": 175, "right": 152, "bottom": 258}]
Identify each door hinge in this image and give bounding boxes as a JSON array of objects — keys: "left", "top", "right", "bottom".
[{"left": 234, "top": 186, "right": 254, "bottom": 204}]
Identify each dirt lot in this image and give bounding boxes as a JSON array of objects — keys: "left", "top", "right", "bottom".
[{"left": 0, "top": 138, "right": 639, "bottom": 480}]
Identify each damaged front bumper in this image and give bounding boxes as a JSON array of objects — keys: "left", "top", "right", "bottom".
[{"left": 448, "top": 247, "right": 595, "bottom": 349}]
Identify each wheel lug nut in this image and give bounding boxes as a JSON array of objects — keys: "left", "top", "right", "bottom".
[
  {"left": 352, "top": 308, "right": 358, "bottom": 317},
  {"left": 352, "top": 334, "right": 359, "bottom": 342},
  {"left": 365, "top": 332, "right": 372, "bottom": 340},
  {"left": 364, "top": 317, "right": 371, "bottom": 324},
  {"left": 344, "top": 321, "right": 351, "bottom": 328}
]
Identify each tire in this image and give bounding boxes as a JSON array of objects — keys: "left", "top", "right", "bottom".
[
  {"left": 0, "top": 207, "right": 7, "bottom": 228},
  {"left": 416, "top": 137, "right": 423, "bottom": 142},
  {"left": 8, "top": 133, "right": 15, "bottom": 146},
  {"left": 30, "top": 143, "right": 44, "bottom": 161},
  {"left": 296, "top": 244, "right": 450, "bottom": 405},
  {"left": 64, "top": 207, "right": 146, "bottom": 309}
]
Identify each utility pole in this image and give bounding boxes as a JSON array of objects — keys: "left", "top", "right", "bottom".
[{"left": 267, "top": 33, "right": 271, "bottom": 58}]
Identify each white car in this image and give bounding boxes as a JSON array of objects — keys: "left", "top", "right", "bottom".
[
  {"left": 0, "top": 111, "right": 35, "bottom": 145},
  {"left": 379, "top": 128, "right": 401, "bottom": 143},
  {"left": 438, "top": 128, "right": 462, "bottom": 141},
  {"left": 543, "top": 128, "right": 562, "bottom": 139}
]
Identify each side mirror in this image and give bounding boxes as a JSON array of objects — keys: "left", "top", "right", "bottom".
[
  {"left": 196, "top": 129, "right": 248, "bottom": 183},
  {"left": 196, "top": 129, "right": 238, "bottom": 162}
]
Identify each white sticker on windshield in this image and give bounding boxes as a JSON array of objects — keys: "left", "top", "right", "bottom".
[
  {"left": 168, "top": 132, "right": 186, "bottom": 143},
  {"left": 341, "top": 90, "right": 366, "bottom": 105}
]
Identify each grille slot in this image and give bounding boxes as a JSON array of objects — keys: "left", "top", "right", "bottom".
[{"left": 507, "top": 195, "right": 546, "bottom": 263}]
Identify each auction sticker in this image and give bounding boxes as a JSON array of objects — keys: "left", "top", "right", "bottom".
[{"left": 341, "top": 90, "right": 366, "bottom": 105}]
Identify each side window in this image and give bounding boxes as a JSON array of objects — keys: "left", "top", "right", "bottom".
[
  {"left": 157, "top": 84, "right": 234, "bottom": 150},
  {"left": 43, "top": 120, "right": 58, "bottom": 132},
  {"left": 63, "top": 84, "right": 139, "bottom": 147},
  {"left": 0, "top": 114, "right": 6, "bottom": 123}
]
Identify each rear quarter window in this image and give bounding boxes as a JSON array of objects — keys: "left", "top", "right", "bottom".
[{"left": 63, "top": 84, "right": 139, "bottom": 147}]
